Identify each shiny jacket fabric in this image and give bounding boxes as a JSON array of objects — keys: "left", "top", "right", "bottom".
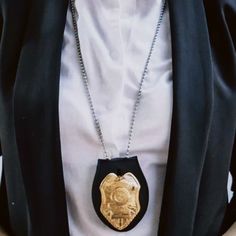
[{"left": 0, "top": 0, "right": 235, "bottom": 235}]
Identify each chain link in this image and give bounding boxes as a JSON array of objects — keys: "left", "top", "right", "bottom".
[{"left": 70, "top": 0, "right": 167, "bottom": 159}]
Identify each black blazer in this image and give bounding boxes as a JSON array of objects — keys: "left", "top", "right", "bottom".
[{"left": 0, "top": 0, "right": 235, "bottom": 235}]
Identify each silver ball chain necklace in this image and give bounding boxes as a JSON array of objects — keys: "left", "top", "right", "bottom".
[{"left": 70, "top": 0, "right": 167, "bottom": 231}]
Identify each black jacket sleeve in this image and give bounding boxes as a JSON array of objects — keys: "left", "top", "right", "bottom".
[
  {"left": 221, "top": 135, "right": 236, "bottom": 234},
  {"left": 229, "top": 135, "right": 236, "bottom": 225},
  {"left": 0, "top": 2, "right": 11, "bottom": 234},
  {"left": 0, "top": 168, "right": 12, "bottom": 235},
  {"left": 220, "top": 0, "right": 236, "bottom": 233},
  {"left": 204, "top": 0, "right": 236, "bottom": 233}
]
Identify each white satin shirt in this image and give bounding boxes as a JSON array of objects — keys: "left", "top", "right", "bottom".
[{"left": 59, "top": 0, "right": 173, "bottom": 235}]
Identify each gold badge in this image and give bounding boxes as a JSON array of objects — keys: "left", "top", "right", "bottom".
[{"left": 99, "top": 172, "right": 141, "bottom": 230}]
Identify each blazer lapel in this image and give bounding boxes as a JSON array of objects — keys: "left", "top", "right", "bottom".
[
  {"left": 158, "top": 0, "right": 214, "bottom": 235},
  {"left": 13, "top": 0, "right": 70, "bottom": 235}
]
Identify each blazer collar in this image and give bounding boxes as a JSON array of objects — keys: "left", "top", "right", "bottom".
[
  {"left": 158, "top": 0, "right": 213, "bottom": 235},
  {"left": 13, "top": 0, "right": 213, "bottom": 235}
]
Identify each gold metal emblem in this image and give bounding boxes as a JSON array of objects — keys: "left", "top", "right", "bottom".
[{"left": 99, "top": 172, "right": 141, "bottom": 230}]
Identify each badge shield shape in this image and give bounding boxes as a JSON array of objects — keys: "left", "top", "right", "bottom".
[
  {"left": 92, "top": 156, "right": 149, "bottom": 231},
  {"left": 100, "top": 172, "right": 141, "bottom": 230}
]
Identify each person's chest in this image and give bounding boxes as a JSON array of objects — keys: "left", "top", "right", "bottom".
[
  {"left": 59, "top": 0, "right": 173, "bottom": 235},
  {"left": 59, "top": 0, "right": 173, "bottom": 159}
]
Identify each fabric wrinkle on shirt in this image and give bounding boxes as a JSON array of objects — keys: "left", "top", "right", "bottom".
[{"left": 59, "top": 0, "right": 173, "bottom": 235}]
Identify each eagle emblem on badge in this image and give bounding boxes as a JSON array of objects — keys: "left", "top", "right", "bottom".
[{"left": 99, "top": 172, "right": 141, "bottom": 230}]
